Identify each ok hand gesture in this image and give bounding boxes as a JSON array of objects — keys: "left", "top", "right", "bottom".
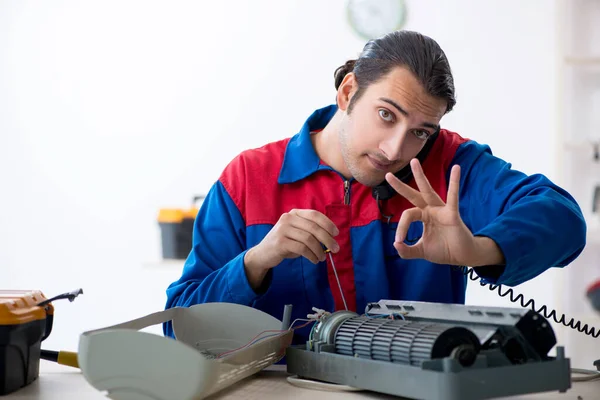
[{"left": 385, "top": 159, "right": 504, "bottom": 267}]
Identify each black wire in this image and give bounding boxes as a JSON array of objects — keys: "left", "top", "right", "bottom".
[
  {"left": 376, "top": 195, "right": 393, "bottom": 225},
  {"left": 456, "top": 266, "right": 600, "bottom": 338},
  {"left": 37, "top": 288, "right": 84, "bottom": 307}
]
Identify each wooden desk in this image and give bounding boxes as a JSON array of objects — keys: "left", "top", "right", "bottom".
[{"left": 4, "top": 361, "right": 599, "bottom": 400}]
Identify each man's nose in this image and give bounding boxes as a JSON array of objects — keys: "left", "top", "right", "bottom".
[{"left": 379, "top": 130, "right": 408, "bottom": 162}]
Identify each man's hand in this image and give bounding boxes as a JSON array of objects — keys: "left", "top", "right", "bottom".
[
  {"left": 244, "top": 209, "right": 339, "bottom": 290},
  {"left": 385, "top": 159, "right": 505, "bottom": 267}
]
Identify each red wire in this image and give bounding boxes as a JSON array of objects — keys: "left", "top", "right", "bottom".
[{"left": 216, "top": 320, "right": 313, "bottom": 358}]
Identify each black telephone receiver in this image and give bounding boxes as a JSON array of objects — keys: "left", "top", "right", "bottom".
[{"left": 371, "top": 128, "right": 440, "bottom": 201}]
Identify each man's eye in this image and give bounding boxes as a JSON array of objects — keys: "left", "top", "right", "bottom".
[
  {"left": 378, "top": 109, "right": 394, "bottom": 122},
  {"left": 413, "top": 130, "right": 430, "bottom": 140}
]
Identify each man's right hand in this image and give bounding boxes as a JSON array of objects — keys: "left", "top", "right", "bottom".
[{"left": 244, "top": 209, "right": 340, "bottom": 290}]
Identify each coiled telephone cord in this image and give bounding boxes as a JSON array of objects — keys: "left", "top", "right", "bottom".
[{"left": 457, "top": 266, "right": 599, "bottom": 339}]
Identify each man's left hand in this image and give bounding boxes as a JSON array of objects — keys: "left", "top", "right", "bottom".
[{"left": 385, "top": 159, "right": 505, "bottom": 267}]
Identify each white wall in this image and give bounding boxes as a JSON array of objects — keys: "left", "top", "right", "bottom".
[
  {"left": 2, "top": 0, "right": 590, "bottom": 365},
  {"left": 398, "top": 0, "right": 564, "bottom": 311}
]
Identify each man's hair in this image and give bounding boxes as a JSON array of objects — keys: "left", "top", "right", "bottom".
[{"left": 334, "top": 30, "right": 456, "bottom": 114}]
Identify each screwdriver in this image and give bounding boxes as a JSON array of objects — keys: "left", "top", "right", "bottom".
[
  {"left": 40, "top": 349, "right": 79, "bottom": 368},
  {"left": 323, "top": 247, "right": 348, "bottom": 311}
]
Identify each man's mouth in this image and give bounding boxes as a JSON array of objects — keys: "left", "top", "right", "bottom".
[{"left": 367, "top": 155, "right": 395, "bottom": 171}]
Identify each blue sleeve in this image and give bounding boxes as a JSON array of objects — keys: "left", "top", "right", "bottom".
[
  {"left": 450, "top": 141, "right": 586, "bottom": 286},
  {"left": 162, "top": 180, "right": 270, "bottom": 337}
]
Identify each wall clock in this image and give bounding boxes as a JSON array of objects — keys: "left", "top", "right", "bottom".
[{"left": 347, "top": 0, "right": 408, "bottom": 40}]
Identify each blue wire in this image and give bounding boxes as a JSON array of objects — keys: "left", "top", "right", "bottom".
[{"left": 366, "top": 312, "right": 405, "bottom": 320}]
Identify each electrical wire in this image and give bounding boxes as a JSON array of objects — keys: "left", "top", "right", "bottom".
[
  {"left": 309, "top": 321, "right": 318, "bottom": 342},
  {"left": 215, "top": 329, "right": 284, "bottom": 358},
  {"left": 36, "top": 288, "right": 83, "bottom": 307},
  {"left": 216, "top": 319, "right": 314, "bottom": 359},
  {"left": 571, "top": 368, "right": 600, "bottom": 382},
  {"left": 287, "top": 375, "right": 363, "bottom": 392},
  {"left": 288, "top": 318, "right": 313, "bottom": 331},
  {"left": 365, "top": 311, "right": 405, "bottom": 320},
  {"left": 245, "top": 333, "right": 282, "bottom": 347},
  {"left": 457, "top": 266, "right": 600, "bottom": 339}
]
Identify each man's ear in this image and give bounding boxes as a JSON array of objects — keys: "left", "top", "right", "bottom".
[{"left": 336, "top": 72, "right": 358, "bottom": 112}]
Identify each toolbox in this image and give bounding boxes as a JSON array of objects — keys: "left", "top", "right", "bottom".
[
  {"left": 0, "top": 288, "right": 82, "bottom": 395},
  {"left": 0, "top": 290, "right": 54, "bottom": 395},
  {"left": 158, "top": 195, "right": 204, "bottom": 259}
]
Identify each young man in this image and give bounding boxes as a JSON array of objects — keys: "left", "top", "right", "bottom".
[{"left": 163, "top": 30, "right": 586, "bottom": 341}]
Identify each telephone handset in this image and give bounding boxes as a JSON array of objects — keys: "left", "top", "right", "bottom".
[{"left": 371, "top": 127, "right": 440, "bottom": 201}]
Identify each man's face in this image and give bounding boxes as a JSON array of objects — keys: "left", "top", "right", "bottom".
[{"left": 337, "top": 67, "right": 448, "bottom": 187}]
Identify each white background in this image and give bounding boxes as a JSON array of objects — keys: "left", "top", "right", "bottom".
[{"left": 1, "top": 0, "right": 598, "bottom": 368}]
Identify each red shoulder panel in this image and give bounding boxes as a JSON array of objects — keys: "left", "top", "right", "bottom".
[{"left": 218, "top": 138, "right": 291, "bottom": 224}]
